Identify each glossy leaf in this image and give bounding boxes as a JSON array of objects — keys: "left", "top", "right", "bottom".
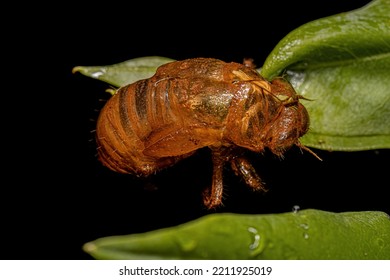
[
  {"left": 83, "top": 209, "right": 390, "bottom": 260},
  {"left": 72, "top": 56, "right": 174, "bottom": 88},
  {"left": 261, "top": 0, "right": 390, "bottom": 151},
  {"left": 73, "top": 1, "right": 389, "bottom": 151}
]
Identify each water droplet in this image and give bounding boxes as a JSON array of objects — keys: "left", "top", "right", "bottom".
[
  {"left": 299, "top": 223, "right": 309, "bottom": 230},
  {"left": 248, "top": 227, "right": 260, "bottom": 250},
  {"left": 247, "top": 226, "right": 265, "bottom": 257},
  {"left": 298, "top": 223, "right": 309, "bottom": 240},
  {"left": 292, "top": 205, "right": 300, "bottom": 213},
  {"left": 91, "top": 69, "right": 106, "bottom": 78}
]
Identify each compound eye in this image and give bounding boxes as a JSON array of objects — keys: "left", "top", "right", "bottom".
[{"left": 299, "top": 103, "right": 310, "bottom": 136}]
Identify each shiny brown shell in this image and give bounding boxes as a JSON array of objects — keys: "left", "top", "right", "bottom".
[{"left": 95, "top": 57, "right": 315, "bottom": 209}]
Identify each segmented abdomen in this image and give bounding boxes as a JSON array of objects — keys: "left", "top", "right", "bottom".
[{"left": 96, "top": 77, "right": 187, "bottom": 176}]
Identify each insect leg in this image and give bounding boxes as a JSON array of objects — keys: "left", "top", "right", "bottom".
[
  {"left": 230, "top": 157, "right": 267, "bottom": 192},
  {"left": 202, "top": 148, "right": 227, "bottom": 209}
]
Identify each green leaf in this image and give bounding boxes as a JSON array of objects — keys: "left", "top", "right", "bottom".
[
  {"left": 83, "top": 209, "right": 390, "bottom": 260},
  {"left": 261, "top": 0, "right": 390, "bottom": 151},
  {"left": 72, "top": 0, "right": 390, "bottom": 151},
  {"left": 72, "top": 56, "right": 175, "bottom": 88}
]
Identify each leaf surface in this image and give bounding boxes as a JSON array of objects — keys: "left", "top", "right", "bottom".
[
  {"left": 73, "top": 56, "right": 174, "bottom": 88},
  {"left": 260, "top": 0, "right": 390, "bottom": 150},
  {"left": 83, "top": 210, "right": 390, "bottom": 260}
]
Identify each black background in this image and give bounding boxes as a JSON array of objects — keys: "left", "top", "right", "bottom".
[{"left": 3, "top": 0, "right": 388, "bottom": 260}]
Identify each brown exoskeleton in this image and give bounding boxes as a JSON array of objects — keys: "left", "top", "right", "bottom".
[{"left": 95, "top": 57, "right": 319, "bottom": 209}]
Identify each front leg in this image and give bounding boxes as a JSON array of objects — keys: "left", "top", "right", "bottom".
[{"left": 230, "top": 156, "right": 267, "bottom": 192}]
